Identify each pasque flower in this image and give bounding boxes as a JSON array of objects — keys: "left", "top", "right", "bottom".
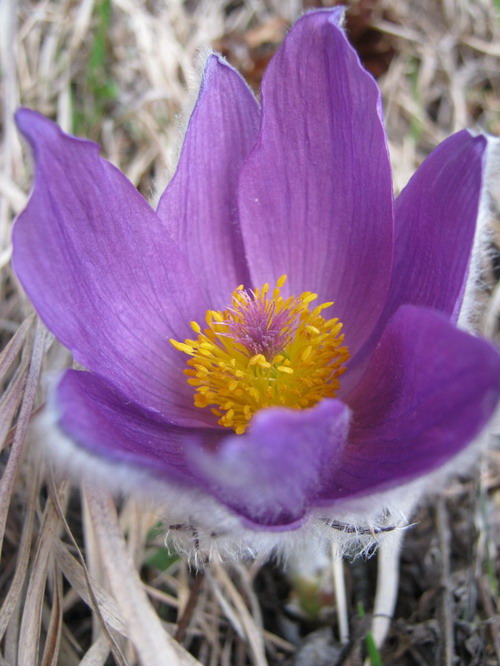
[{"left": 13, "top": 9, "right": 500, "bottom": 556}]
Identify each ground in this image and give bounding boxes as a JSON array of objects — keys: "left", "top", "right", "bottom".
[{"left": 1, "top": 1, "right": 500, "bottom": 664}]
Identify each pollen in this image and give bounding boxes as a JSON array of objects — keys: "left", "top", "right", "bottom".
[{"left": 170, "top": 276, "right": 350, "bottom": 435}]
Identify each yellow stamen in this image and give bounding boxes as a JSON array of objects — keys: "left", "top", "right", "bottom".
[
  {"left": 169, "top": 340, "right": 194, "bottom": 354},
  {"left": 170, "top": 275, "right": 350, "bottom": 434}
]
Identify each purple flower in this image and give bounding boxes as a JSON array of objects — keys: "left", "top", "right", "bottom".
[{"left": 12, "top": 9, "right": 500, "bottom": 553}]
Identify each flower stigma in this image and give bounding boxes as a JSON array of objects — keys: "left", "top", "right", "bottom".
[{"left": 170, "top": 275, "right": 350, "bottom": 434}]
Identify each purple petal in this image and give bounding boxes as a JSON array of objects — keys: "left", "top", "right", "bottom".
[
  {"left": 341, "top": 132, "right": 486, "bottom": 396},
  {"left": 157, "top": 55, "right": 260, "bottom": 309},
  {"left": 386, "top": 130, "right": 487, "bottom": 322},
  {"left": 187, "top": 399, "right": 350, "bottom": 527},
  {"left": 55, "top": 370, "right": 350, "bottom": 528},
  {"left": 55, "top": 369, "right": 221, "bottom": 483},
  {"left": 13, "top": 109, "right": 210, "bottom": 426},
  {"left": 238, "top": 9, "right": 394, "bottom": 359},
  {"left": 318, "top": 305, "right": 500, "bottom": 502}
]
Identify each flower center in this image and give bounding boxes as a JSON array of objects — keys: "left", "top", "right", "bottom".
[{"left": 170, "top": 275, "right": 350, "bottom": 434}]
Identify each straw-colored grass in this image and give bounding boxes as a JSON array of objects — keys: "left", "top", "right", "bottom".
[{"left": 1, "top": 1, "right": 500, "bottom": 664}]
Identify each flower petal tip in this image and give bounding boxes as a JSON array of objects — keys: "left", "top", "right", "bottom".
[
  {"left": 187, "top": 400, "right": 350, "bottom": 528},
  {"left": 14, "top": 107, "right": 99, "bottom": 155}
]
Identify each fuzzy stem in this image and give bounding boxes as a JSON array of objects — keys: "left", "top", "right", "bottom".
[
  {"left": 331, "top": 543, "right": 349, "bottom": 644},
  {"left": 370, "top": 530, "right": 404, "bottom": 648}
]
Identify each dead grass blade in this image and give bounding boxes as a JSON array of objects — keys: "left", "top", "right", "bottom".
[
  {"left": 84, "top": 485, "right": 202, "bottom": 666},
  {"left": 0, "top": 359, "right": 29, "bottom": 452},
  {"left": 0, "top": 313, "right": 34, "bottom": 377},
  {"left": 17, "top": 481, "right": 68, "bottom": 665},
  {"left": 0, "top": 463, "right": 39, "bottom": 642},
  {"left": 0, "top": 317, "right": 46, "bottom": 560},
  {"left": 211, "top": 562, "right": 268, "bottom": 666},
  {"left": 54, "top": 542, "right": 127, "bottom": 638},
  {"left": 78, "top": 633, "right": 112, "bottom": 666},
  {"left": 48, "top": 474, "right": 129, "bottom": 665},
  {"left": 40, "top": 559, "right": 64, "bottom": 666}
]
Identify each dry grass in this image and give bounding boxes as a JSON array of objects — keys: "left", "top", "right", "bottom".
[{"left": 1, "top": 0, "right": 500, "bottom": 664}]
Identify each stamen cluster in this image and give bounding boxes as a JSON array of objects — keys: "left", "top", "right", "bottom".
[{"left": 170, "top": 276, "right": 350, "bottom": 434}]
